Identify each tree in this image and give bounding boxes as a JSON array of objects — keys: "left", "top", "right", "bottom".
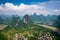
[
  {"left": 0, "top": 17, "right": 4, "bottom": 24},
  {"left": 0, "top": 33, "right": 7, "bottom": 40},
  {"left": 55, "top": 15, "right": 60, "bottom": 28},
  {"left": 9, "top": 15, "right": 22, "bottom": 27}
]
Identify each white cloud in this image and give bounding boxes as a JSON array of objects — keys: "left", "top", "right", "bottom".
[
  {"left": 53, "top": 10, "right": 60, "bottom": 12},
  {"left": 0, "top": 0, "right": 60, "bottom": 16},
  {"left": 53, "top": 10, "right": 60, "bottom": 15},
  {"left": 0, "top": 3, "right": 48, "bottom": 16}
]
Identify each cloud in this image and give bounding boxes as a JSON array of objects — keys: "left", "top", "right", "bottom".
[
  {"left": 0, "top": 0, "right": 60, "bottom": 16},
  {"left": 37, "top": 0, "right": 60, "bottom": 15},
  {"left": 53, "top": 10, "right": 60, "bottom": 15},
  {"left": 0, "top": 3, "right": 48, "bottom": 16}
]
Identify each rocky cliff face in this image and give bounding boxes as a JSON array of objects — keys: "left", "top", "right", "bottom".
[
  {"left": 13, "top": 34, "right": 28, "bottom": 40},
  {"left": 23, "top": 15, "right": 30, "bottom": 24},
  {"left": 13, "top": 33, "right": 54, "bottom": 40},
  {"left": 38, "top": 34, "right": 54, "bottom": 40},
  {"left": 22, "top": 15, "right": 32, "bottom": 26}
]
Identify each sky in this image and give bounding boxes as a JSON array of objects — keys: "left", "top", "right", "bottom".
[{"left": 0, "top": 0, "right": 60, "bottom": 16}]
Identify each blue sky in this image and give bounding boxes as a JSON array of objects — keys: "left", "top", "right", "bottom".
[
  {"left": 0, "top": 0, "right": 50, "bottom": 5},
  {"left": 0, "top": 0, "right": 60, "bottom": 16}
]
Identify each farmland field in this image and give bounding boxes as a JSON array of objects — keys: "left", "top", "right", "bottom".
[{"left": 0, "top": 24, "right": 7, "bottom": 30}]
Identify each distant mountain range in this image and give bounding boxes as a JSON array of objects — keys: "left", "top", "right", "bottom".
[
  {"left": 30, "top": 13, "right": 58, "bottom": 25},
  {"left": 0, "top": 13, "right": 58, "bottom": 25}
]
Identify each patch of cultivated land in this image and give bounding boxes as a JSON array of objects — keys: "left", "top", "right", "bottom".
[
  {"left": 37, "top": 24, "right": 60, "bottom": 34},
  {"left": 0, "top": 24, "right": 7, "bottom": 30}
]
